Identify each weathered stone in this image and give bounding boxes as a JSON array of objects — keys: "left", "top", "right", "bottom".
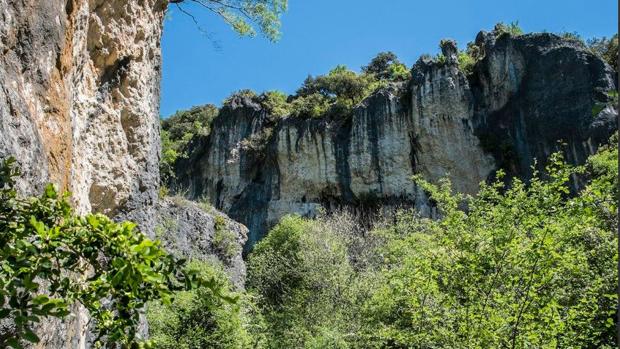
[
  {"left": 155, "top": 197, "right": 248, "bottom": 288},
  {"left": 176, "top": 33, "right": 617, "bottom": 250},
  {"left": 0, "top": 0, "right": 167, "bottom": 346}
]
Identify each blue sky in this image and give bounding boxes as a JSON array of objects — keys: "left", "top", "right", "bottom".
[{"left": 160, "top": 0, "right": 618, "bottom": 117}]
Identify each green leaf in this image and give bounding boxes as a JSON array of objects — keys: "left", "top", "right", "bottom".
[
  {"left": 31, "top": 295, "right": 49, "bottom": 305},
  {"left": 6, "top": 338, "right": 23, "bottom": 349},
  {"left": 23, "top": 328, "right": 40, "bottom": 343}
]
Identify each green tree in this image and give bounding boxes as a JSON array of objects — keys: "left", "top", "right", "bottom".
[
  {"left": 361, "top": 142, "right": 618, "bottom": 348},
  {"left": 147, "top": 261, "right": 261, "bottom": 349},
  {"left": 362, "top": 52, "right": 410, "bottom": 81},
  {"left": 169, "top": 0, "right": 287, "bottom": 41},
  {"left": 246, "top": 215, "right": 357, "bottom": 348},
  {"left": 160, "top": 105, "right": 218, "bottom": 187},
  {"left": 0, "top": 158, "right": 208, "bottom": 348}
]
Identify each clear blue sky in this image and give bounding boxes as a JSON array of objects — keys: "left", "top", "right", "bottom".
[{"left": 160, "top": 0, "right": 618, "bottom": 117}]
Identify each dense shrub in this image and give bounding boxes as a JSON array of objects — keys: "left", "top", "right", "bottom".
[
  {"left": 246, "top": 215, "right": 358, "bottom": 348},
  {"left": 458, "top": 50, "right": 476, "bottom": 74},
  {"left": 0, "top": 158, "right": 198, "bottom": 348},
  {"left": 360, "top": 144, "right": 618, "bottom": 348},
  {"left": 259, "top": 90, "right": 291, "bottom": 117},
  {"left": 147, "top": 260, "right": 260, "bottom": 349},
  {"left": 160, "top": 105, "right": 218, "bottom": 185},
  {"left": 494, "top": 21, "right": 524, "bottom": 37},
  {"left": 289, "top": 93, "right": 332, "bottom": 118},
  {"left": 362, "top": 51, "right": 411, "bottom": 81},
  {"left": 290, "top": 64, "right": 389, "bottom": 118},
  {"left": 223, "top": 89, "right": 259, "bottom": 106},
  {"left": 244, "top": 136, "right": 618, "bottom": 348},
  {"left": 212, "top": 215, "right": 241, "bottom": 259}
]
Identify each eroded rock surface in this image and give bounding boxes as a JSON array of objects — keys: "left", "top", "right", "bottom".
[
  {"left": 176, "top": 32, "right": 617, "bottom": 248},
  {"left": 0, "top": 1, "right": 171, "bottom": 347},
  {"left": 0, "top": 0, "right": 166, "bottom": 228},
  {"left": 155, "top": 197, "right": 248, "bottom": 288}
]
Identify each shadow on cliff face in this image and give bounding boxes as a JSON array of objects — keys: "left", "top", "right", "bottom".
[{"left": 170, "top": 30, "right": 617, "bottom": 252}]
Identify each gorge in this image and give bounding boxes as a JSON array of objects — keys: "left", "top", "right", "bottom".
[{"left": 0, "top": 1, "right": 617, "bottom": 347}]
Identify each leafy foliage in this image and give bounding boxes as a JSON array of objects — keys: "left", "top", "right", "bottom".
[
  {"left": 223, "top": 89, "right": 259, "bottom": 106},
  {"left": 362, "top": 148, "right": 617, "bottom": 348},
  {"left": 588, "top": 34, "right": 619, "bottom": 70},
  {"left": 494, "top": 21, "right": 524, "bottom": 37},
  {"left": 243, "top": 137, "right": 618, "bottom": 348},
  {"left": 170, "top": 0, "right": 287, "bottom": 42},
  {"left": 147, "top": 260, "right": 257, "bottom": 349},
  {"left": 0, "top": 158, "right": 199, "bottom": 348},
  {"left": 289, "top": 65, "right": 388, "bottom": 118},
  {"left": 259, "top": 90, "right": 291, "bottom": 117},
  {"left": 246, "top": 215, "right": 359, "bottom": 348},
  {"left": 362, "top": 51, "right": 411, "bottom": 81},
  {"left": 458, "top": 49, "right": 476, "bottom": 74},
  {"left": 212, "top": 216, "right": 241, "bottom": 259},
  {"left": 160, "top": 105, "right": 218, "bottom": 185}
]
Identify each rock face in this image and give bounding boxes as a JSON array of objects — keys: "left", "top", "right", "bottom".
[
  {"left": 0, "top": 0, "right": 166, "bottom": 229},
  {"left": 155, "top": 197, "right": 249, "bottom": 288},
  {"left": 176, "top": 32, "right": 617, "bottom": 248},
  {"left": 471, "top": 32, "right": 617, "bottom": 180},
  {"left": 0, "top": 1, "right": 193, "bottom": 347},
  {"left": 1, "top": 2, "right": 251, "bottom": 346}
]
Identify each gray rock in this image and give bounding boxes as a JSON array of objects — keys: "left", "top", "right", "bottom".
[
  {"left": 155, "top": 197, "right": 248, "bottom": 288},
  {"left": 175, "top": 33, "right": 617, "bottom": 250},
  {"left": 0, "top": 0, "right": 168, "bottom": 347}
]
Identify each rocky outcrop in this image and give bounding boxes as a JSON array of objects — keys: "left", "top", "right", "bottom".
[
  {"left": 0, "top": 1, "right": 172, "bottom": 347},
  {"left": 0, "top": 0, "right": 166, "bottom": 229},
  {"left": 155, "top": 197, "right": 248, "bottom": 288},
  {"left": 176, "top": 32, "right": 617, "bottom": 248},
  {"left": 471, "top": 31, "right": 617, "bottom": 180}
]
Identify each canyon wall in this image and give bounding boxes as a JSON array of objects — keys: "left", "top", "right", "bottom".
[
  {"left": 0, "top": 0, "right": 167, "bottom": 228},
  {"left": 1, "top": 1, "right": 248, "bottom": 347},
  {"left": 176, "top": 33, "right": 617, "bottom": 248},
  {"left": 0, "top": 1, "right": 167, "bottom": 346}
]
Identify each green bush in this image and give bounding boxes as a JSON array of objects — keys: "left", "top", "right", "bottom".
[
  {"left": 362, "top": 52, "right": 411, "bottom": 81},
  {"left": 494, "top": 21, "right": 524, "bottom": 37},
  {"left": 0, "top": 157, "right": 198, "bottom": 348},
  {"left": 290, "top": 64, "right": 389, "bottom": 119},
  {"left": 213, "top": 215, "right": 241, "bottom": 259},
  {"left": 147, "top": 260, "right": 258, "bottom": 349},
  {"left": 289, "top": 92, "right": 333, "bottom": 118},
  {"left": 260, "top": 90, "right": 291, "bottom": 117},
  {"left": 246, "top": 215, "right": 357, "bottom": 348},
  {"left": 160, "top": 105, "right": 219, "bottom": 185},
  {"left": 458, "top": 50, "right": 476, "bottom": 74},
  {"left": 223, "top": 89, "right": 259, "bottom": 106},
  {"left": 360, "top": 144, "right": 618, "bottom": 348}
]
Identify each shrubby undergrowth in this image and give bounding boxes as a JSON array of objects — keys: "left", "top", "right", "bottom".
[
  {"left": 150, "top": 136, "right": 618, "bottom": 348},
  {"left": 0, "top": 158, "right": 217, "bottom": 348}
]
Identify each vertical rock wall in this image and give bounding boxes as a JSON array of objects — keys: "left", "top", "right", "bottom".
[
  {"left": 176, "top": 32, "right": 617, "bottom": 248},
  {"left": 0, "top": 0, "right": 165, "bottom": 226},
  {"left": 0, "top": 0, "right": 167, "bottom": 347}
]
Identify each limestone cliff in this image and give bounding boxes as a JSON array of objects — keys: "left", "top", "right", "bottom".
[
  {"left": 0, "top": 1, "right": 168, "bottom": 346},
  {"left": 0, "top": 1, "right": 248, "bottom": 347},
  {"left": 0, "top": 0, "right": 168, "bottom": 229},
  {"left": 176, "top": 32, "right": 617, "bottom": 248}
]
